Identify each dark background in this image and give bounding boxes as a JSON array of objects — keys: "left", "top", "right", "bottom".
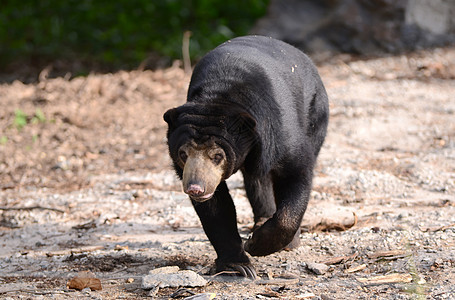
[
  {"left": 0, "top": 0, "right": 269, "bottom": 75},
  {"left": 1, "top": 0, "right": 454, "bottom": 80}
]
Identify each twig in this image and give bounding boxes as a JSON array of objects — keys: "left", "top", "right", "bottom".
[
  {"left": 101, "top": 275, "right": 142, "bottom": 281},
  {"left": 46, "top": 245, "right": 104, "bottom": 257},
  {"left": 0, "top": 206, "right": 65, "bottom": 213},
  {"left": 170, "top": 288, "right": 196, "bottom": 298},
  {"left": 182, "top": 31, "right": 192, "bottom": 74},
  {"left": 420, "top": 223, "right": 455, "bottom": 232},
  {"left": 255, "top": 278, "right": 300, "bottom": 285},
  {"left": 1, "top": 289, "right": 71, "bottom": 296},
  {"left": 368, "top": 249, "right": 408, "bottom": 259}
]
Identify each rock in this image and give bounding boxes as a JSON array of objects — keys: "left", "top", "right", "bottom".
[
  {"left": 141, "top": 266, "right": 207, "bottom": 289},
  {"left": 251, "top": 0, "right": 455, "bottom": 55},
  {"left": 306, "top": 262, "right": 329, "bottom": 275},
  {"left": 406, "top": 0, "right": 455, "bottom": 35}
]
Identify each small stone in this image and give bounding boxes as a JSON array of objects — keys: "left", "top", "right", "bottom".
[
  {"left": 148, "top": 266, "right": 180, "bottom": 274},
  {"left": 306, "top": 262, "right": 329, "bottom": 275},
  {"left": 142, "top": 267, "right": 207, "bottom": 289}
]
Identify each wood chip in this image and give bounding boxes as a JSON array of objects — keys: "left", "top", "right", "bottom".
[
  {"left": 114, "top": 244, "right": 129, "bottom": 251},
  {"left": 295, "top": 293, "right": 316, "bottom": 299},
  {"left": 357, "top": 273, "right": 412, "bottom": 285},
  {"left": 345, "top": 264, "right": 367, "bottom": 273}
]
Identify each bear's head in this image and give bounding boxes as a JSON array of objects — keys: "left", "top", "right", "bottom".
[{"left": 164, "top": 103, "right": 257, "bottom": 202}]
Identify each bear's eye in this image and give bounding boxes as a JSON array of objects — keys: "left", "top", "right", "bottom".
[
  {"left": 212, "top": 153, "right": 224, "bottom": 165},
  {"left": 179, "top": 150, "right": 188, "bottom": 163}
]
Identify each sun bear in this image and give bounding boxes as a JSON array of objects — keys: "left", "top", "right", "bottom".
[{"left": 164, "top": 35, "right": 329, "bottom": 279}]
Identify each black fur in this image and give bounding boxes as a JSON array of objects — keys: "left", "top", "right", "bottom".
[{"left": 164, "top": 36, "right": 329, "bottom": 278}]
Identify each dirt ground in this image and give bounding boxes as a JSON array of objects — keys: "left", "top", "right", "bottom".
[{"left": 0, "top": 48, "right": 454, "bottom": 299}]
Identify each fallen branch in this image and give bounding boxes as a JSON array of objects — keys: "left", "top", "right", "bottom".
[{"left": 0, "top": 206, "right": 65, "bottom": 213}]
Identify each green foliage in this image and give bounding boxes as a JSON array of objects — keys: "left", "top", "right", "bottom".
[
  {"left": 0, "top": 136, "right": 7, "bottom": 145},
  {"left": 31, "top": 108, "right": 46, "bottom": 124},
  {"left": 13, "top": 108, "right": 47, "bottom": 130},
  {"left": 0, "top": 0, "right": 269, "bottom": 69},
  {"left": 14, "top": 109, "right": 28, "bottom": 130}
]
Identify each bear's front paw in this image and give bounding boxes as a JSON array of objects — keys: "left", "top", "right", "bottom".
[
  {"left": 245, "top": 219, "right": 296, "bottom": 256},
  {"left": 244, "top": 234, "right": 271, "bottom": 257},
  {"left": 216, "top": 261, "right": 257, "bottom": 279},
  {"left": 244, "top": 230, "right": 278, "bottom": 257}
]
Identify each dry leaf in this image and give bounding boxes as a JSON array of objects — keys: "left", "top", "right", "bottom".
[
  {"left": 357, "top": 273, "right": 412, "bottom": 285},
  {"left": 67, "top": 271, "right": 102, "bottom": 291}
]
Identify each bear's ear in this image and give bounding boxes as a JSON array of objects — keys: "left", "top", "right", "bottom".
[{"left": 163, "top": 107, "right": 179, "bottom": 127}]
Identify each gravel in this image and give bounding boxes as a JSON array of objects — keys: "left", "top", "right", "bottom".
[{"left": 1, "top": 48, "right": 454, "bottom": 299}]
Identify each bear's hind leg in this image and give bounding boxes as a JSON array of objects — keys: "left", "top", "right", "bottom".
[
  {"left": 243, "top": 172, "right": 276, "bottom": 229},
  {"left": 245, "top": 164, "right": 313, "bottom": 256}
]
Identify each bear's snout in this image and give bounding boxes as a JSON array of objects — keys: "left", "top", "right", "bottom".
[{"left": 185, "top": 182, "right": 205, "bottom": 197}]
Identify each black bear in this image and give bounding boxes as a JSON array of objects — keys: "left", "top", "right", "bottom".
[{"left": 164, "top": 35, "right": 329, "bottom": 279}]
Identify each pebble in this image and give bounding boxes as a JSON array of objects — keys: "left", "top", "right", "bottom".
[{"left": 305, "top": 262, "right": 329, "bottom": 275}]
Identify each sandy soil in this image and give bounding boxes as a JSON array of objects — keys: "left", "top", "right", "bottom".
[{"left": 0, "top": 48, "right": 454, "bottom": 299}]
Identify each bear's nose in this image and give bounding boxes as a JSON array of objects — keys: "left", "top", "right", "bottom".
[{"left": 185, "top": 183, "right": 205, "bottom": 197}]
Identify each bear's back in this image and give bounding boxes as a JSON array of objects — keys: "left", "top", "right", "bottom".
[
  {"left": 188, "top": 36, "right": 321, "bottom": 107},
  {"left": 186, "top": 36, "right": 328, "bottom": 169}
]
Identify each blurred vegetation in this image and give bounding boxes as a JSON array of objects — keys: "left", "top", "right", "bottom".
[
  {"left": 0, "top": 0, "right": 269, "bottom": 71},
  {"left": 13, "top": 108, "right": 47, "bottom": 130}
]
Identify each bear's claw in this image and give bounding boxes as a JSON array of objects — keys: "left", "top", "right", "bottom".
[{"left": 216, "top": 262, "right": 257, "bottom": 280}]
